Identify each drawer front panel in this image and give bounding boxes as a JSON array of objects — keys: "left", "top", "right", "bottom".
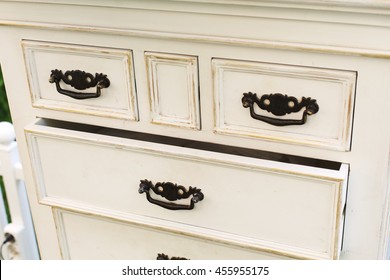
[
  {"left": 54, "top": 208, "right": 290, "bottom": 260},
  {"left": 213, "top": 58, "right": 357, "bottom": 151},
  {"left": 23, "top": 40, "right": 138, "bottom": 120},
  {"left": 26, "top": 123, "right": 348, "bottom": 259}
]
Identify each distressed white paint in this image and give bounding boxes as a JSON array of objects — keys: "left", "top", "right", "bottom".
[
  {"left": 53, "top": 208, "right": 293, "bottom": 260},
  {"left": 0, "top": 0, "right": 388, "bottom": 260},
  {"left": 213, "top": 58, "right": 356, "bottom": 150},
  {"left": 0, "top": 122, "right": 39, "bottom": 259},
  {"left": 26, "top": 123, "right": 348, "bottom": 259},
  {"left": 22, "top": 40, "right": 138, "bottom": 121},
  {"left": 145, "top": 52, "right": 200, "bottom": 129}
]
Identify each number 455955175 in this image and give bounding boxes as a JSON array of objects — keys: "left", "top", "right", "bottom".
[{"left": 214, "top": 266, "right": 269, "bottom": 276}]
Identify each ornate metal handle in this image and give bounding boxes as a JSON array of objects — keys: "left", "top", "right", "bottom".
[
  {"left": 138, "top": 180, "right": 204, "bottom": 210},
  {"left": 241, "top": 92, "right": 319, "bottom": 126},
  {"left": 156, "top": 253, "right": 189, "bottom": 260},
  {"left": 49, "top": 69, "right": 110, "bottom": 100}
]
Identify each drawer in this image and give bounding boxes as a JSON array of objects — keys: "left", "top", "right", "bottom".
[
  {"left": 53, "top": 208, "right": 290, "bottom": 260},
  {"left": 22, "top": 40, "right": 138, "bottom": 121},
  {"left": 26, "top": 120, "right": 348, "bottom": 259},
  {"left": 212, "top": 58, "right": 357, "bottom": 151}
]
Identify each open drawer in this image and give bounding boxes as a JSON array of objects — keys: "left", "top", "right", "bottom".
[{"left": 25, "top": 119, "right": 349, "bottom": 259}]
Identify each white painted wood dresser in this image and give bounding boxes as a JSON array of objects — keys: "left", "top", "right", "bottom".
[{"left": 0, "top": 0, "right": 389, "bottom": 260}]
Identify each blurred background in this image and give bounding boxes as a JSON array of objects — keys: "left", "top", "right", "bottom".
[
  {"left": 0, "top": 66, "right": 12, "bottom": 223},
  {"left": 0, "top": 66, "right": 12, "bottom": 123}
]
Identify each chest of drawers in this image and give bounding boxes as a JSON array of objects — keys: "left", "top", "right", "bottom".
[{"left": 0, "top": 0, "right": 389, "bottom": 259}]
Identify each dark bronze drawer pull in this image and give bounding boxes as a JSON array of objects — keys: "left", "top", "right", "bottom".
[
  {"left": 138, "top": 179, "right": 204, "bottom": 210},
  {"left": 157, "top": 253, "right": 189, "bottom": 260},
  {"left": 49, "top": 69, "right": 110, "bottom": 100},
  {"left": 241, "top": 92, "right": 319, "bottom": 126}
]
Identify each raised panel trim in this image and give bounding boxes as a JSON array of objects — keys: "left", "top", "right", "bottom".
[
  {"left": 145, "top": 52, "right": 200, "bottom": 130},
  {"left": 52, "top": 207, "right": 293, "bottom": 260},
  {"left": 212, "top": 58, "right": 357, "bottom": 151},
  {"left": 52, "top": 208, "right": 71, "bottom": 259},
  {"left": 26, "top": 123, "right": 349, "bottom": 260},
  {"left": 51, "top": 192, "right": 345, "bottom": 260},
  {"left": 22, "top": 40, "right": 139, "bottom": 121}
]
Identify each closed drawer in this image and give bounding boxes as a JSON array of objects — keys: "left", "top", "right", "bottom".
[
  {"left": 26, "top": 120, "right": 348, "bottom": 259},
  {"left": 22, "top": 40, "right": 138, "bottom": 121},
  {"left": 145, "top": 51, "right": 201, "bottom": 130},
  {"left": 54, "top": 208, "right": 290, "bottom": 260},
  {"left": 212, "top": 58, "right": 357, "bottom": 151}
]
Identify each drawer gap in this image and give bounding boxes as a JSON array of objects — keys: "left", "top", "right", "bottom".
[{"left": 36, "top": 118, "right": 342, "bottom": 171}]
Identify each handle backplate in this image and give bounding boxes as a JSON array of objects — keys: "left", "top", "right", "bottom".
[
  {"left": 242, "top": 92, "right": 319, "bottom": 126},
  {"left": 49, "top": 69, "right": 110, "bottom": 100},
  {"left": 157, "top": 253, "right": 189, "bottom": 260},
  {"left": 139, "top": 180, "right": 204, "bottom": 211}
]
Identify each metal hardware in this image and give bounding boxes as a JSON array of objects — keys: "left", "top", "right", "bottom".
[
  {"left": 156, "top": 253, "right": 189, "bottom": 260},
  {"left": 49, "top": 69, "right": 110, "bottom": 100},
  {"left": 138, "top": 179, "right": 204, "bottom": 210},
  {"left": 241, "top": 92, "right": 319, "bottom": 126}
]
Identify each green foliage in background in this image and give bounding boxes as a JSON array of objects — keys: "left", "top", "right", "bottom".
[
  {"left": 0, "top": 65, "right": 12, "bottom": 123},
  {"left": 0, "top": 177, "right": 11, "bottom": 223},
  {"left": 0, "top": 66, "right": 12, "bottom": 222}
]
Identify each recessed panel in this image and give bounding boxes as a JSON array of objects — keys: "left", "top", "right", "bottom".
[
  {"left": 213, "top": 58, "right": 356, "bottom": 151},
  {"left": 23, "top": 40, "right": 138, "bottom": 120},
  {"left": 146, "top": 52, "right": 200, "bottom": 129},
  {"left": 53, "top": 209, "right": 290, "bottom": 260}
]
